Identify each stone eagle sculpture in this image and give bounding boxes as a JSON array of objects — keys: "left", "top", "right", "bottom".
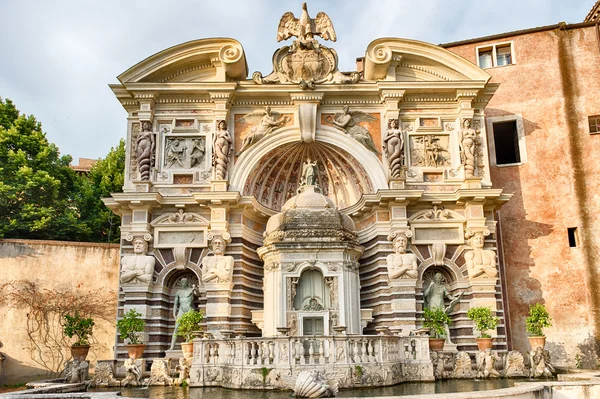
[{"left": 277, "top": 2, "right": 336, "bottom": 43}]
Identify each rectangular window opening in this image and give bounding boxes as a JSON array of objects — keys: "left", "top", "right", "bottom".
[
  {"left": 478, "top": 49, "right": 493, "bottom": 69},
  {"left": 496, "top": 45, "right": 512, "bottom": 66},
  {"left": 493, "top": 120, "right": 520, "bottom": 165},
  {"left": 568, "top": 227, "right": 578, "bottom": 248},
  {"left": 589, "top": 115, "right": 600, "bottom": 134}
]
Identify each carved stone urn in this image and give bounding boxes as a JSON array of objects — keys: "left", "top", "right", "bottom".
[{"left": 70, "top": 345, "right": 90, "bottom": 362}]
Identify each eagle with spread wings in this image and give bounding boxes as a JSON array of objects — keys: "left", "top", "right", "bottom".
[{"left": 277, "top": 2, "right": 336, "bottom": 43}]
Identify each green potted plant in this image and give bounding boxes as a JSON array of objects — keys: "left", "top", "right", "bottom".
[
  {"left": 423, "top": 307, "right": 451, "bottom": 351},
  {"left": 467, "top": 306, "right": 499, "bottom": 351},
  {"left": 63, "top": 313, "right": 94, "bottom": 361},
  {"left": 176, "top": 310, "right": 204, "bottom": 359},
  {"left": 526, "top": 303, "right": 552, "bottom": 349},
  {"left": 117, "top": 309, "right": 146, "bottom": 359}
]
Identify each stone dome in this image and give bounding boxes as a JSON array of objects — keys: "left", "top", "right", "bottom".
[{"left": 264, "top": 185, "right": 357, "bottom": 244}]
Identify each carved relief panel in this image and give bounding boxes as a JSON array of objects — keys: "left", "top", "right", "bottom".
[{"left": 156, "top": 120, "right": 213, "bottom": 183}]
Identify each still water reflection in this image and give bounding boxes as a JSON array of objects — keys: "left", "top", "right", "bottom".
[{"left": 110, "top": 379, "right": 524, "bottom": 398}]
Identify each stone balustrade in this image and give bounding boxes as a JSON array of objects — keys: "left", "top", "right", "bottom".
[{"left": 189, "top": 335, "right": 433, "bottom": 388}]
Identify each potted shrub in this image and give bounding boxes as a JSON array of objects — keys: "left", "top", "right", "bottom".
[
  {"left": 423, "top": 307, "right": 450, "bottom": 351},
  {"left": 526, "top": 303, "right": 552, "bottom": 350},
  {"left": 176, "top": 310, "right": 204, "bottom": 359},
  {"left": 117, "top": 309, "right": 146, "bottom": 359},
  {"left": 467, "top": 306, "right": 499, "bottom": 351},
  {"left": 63, "top": 313, "right": 94, "bottom": 361}
]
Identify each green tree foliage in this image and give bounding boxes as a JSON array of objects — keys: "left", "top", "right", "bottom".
[
  {"left": 76, "top": 139, "right": 125, "bottom": 242},
  {"left": 0, "top": 97, "right": 124, "bottom": 242},
  {"left": 0, "top": 98, "right": 86, "bottom": 240}
]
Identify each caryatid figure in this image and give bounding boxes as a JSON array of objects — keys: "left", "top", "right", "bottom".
[
  {"left": 464, "top": 230, "right": 498, "bottom": 279},
  {"left": 120, "top": 236, "right": 155, "bottom": 284},
  {"left": 458, "top": 118, "right": 479, "bottom": 178},
  {"left": 169, "top": 276, "right": 200, "bottom": 350},
  {"left": 383, "top": 118, "right": 404, "bottom": 178},
  {"left": 213, "top": 120, "right": 232, "bottom": 180},
  {"left": 136, "top": 121, "right": 155, "bottom": 181},
  {"left": 386, "top": 230, "right": 418, "bottom": 279},
  {"left": 201, "top": 234, "right": 234, "bottom": 283}
]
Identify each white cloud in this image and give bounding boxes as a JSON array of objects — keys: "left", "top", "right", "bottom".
[{"left": 0, "top": 0, "right": 592, "bottom": 160}]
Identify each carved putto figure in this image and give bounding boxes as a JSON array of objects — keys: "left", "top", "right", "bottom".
[
  {"left": 386, "top": 231, "right": 418, "bottom": 279},
  {"left": 169, "top": 276, "right": 200, "bottom": 350},
  {"left": 121, "top": 358, "right": 142, "bottom": 387},
  {"left": 65, "top": 360, "right": 89, "bottom": 383},
  {"left": 464, "top": 230, "right": 498, "bottom": 279},
  {"left": 452, "top": 351, "right": 474, "bottom": 378},
  {"left": 120, "top": 236, "right": 155, "bottom": 285},
  {"left": 326, "top": 105, "right": 379, "bottom": 154},
  {"left": 189, "top": 138, "right": 206, "bottom": 168},
  {"left": 302, "top": 158, "right": 318, "bottom": 186},
  {"left": 503, "top": 350, "right": 527, "bottom": 377},
  {"left": 165, "top": 139, "right": 187, "bottom": 168},
  {"left": 458, "top": 118, "right": 481, "bottom": 178},
  {"left": 201, "top": 235, "right": 234, "bottom": 284},
  {"left": 213, "top": 120, "right": 232, "bottom": 180},
  {"left": 431, "top": 352, "right": 446, "bottom": 379},
  {"left": 236, "top": 106, "right": 290, "bottom": 156},
  {"left": 136, "top": 121, "right": 154, "bottom": 181},
  {"left": 476, "top": 348, "right": 500, "bottom": 378},
  {"left": 174, "top": 358, "right": 190, "bottom": 385},
  {"left": 530, "top": 347, "right": 555, "bottom": 378},
  {"left": 383, "top": 118, "right": 404, "bottom": 178}
]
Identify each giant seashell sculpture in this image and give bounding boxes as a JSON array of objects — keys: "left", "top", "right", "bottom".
[{"left": 293, "top": 370, "right": 338, "bottom": 398}]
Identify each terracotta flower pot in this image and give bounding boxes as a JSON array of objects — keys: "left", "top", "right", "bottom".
[
  {"left": 476, "top": 337, "right": 493, "bottom": 351},
  {"left": 181, "top": 342, "right": 194, "bottom": 359},
  {"left": 429, "top": 338, "right": 445, "bottom": 352},
  {"left": 126, "top": 344, "right": 146, "bottom": 359},
  {"left": 528, "top": 336, "right": 546, "bottom": 350},
  {"left": 70, "top": 345, "right": 90, "bottom": 362}
]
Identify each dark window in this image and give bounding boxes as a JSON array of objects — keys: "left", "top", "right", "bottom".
[
  {"left": 589, "top": 115, "right": 600, "bottom": 134},
  {"left": 493, "top": 120, "right": 520, "bottom": 165},
  {"left": 568, "top": 227, "right": 578, "bottom": 248}
]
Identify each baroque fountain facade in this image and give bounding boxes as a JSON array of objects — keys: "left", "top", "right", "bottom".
[{"left": 104, "top": 3, "right": 512, "bottom": 390}]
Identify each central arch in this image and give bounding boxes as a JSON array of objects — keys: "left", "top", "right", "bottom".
[{"left": 229, "top": 126, "right": 388, "bottom": 211}]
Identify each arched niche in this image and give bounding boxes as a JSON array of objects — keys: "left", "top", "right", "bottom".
[
  {"left": 293, "top": 269, "right": 330, "bottom": 311},
  {"left": 231, "top": 126, "right": 387, "bottom": 211}
]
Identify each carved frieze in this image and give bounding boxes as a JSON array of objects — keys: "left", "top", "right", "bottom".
[{"left": 164, "top": 137, "right": 206, "bottom": 170}]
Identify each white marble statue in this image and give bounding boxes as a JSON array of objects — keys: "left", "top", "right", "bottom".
[
  {"left": 302, "top": 158, "right": 318, "bottom": 186},
  {"left": 201, "top": 236, "right": 234, "bottom": 283},
  {"left": 65, "top": 359, "right": 89, "bottom": 383},
  {"left": 386, "top": 232, "right": 418, "bottom": 280},
  {"left": 169, "top": 277, "right": 200, "bottom": 350},
  {"left": 464, "top": 230, "right": 498, "bottom": 279},
  {"left": 530, "top": 347, "right": 555, "bottom": 378},
  {"left": 213, "top": 120, "right": 232, "bottom": 180},
  {"left": 121, "top": 358, "right": 142, "bottom": 387},
  {"left": 120, "top": 237, "right": 155, "bottom": 285}
]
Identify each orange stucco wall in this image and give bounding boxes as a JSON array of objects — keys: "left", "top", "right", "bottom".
[{"left": 446, "top": 25, "right": 600, "bottom": 367}]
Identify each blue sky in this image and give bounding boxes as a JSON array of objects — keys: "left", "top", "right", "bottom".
[{"left": 0, "top": 0, "right": 593, "bottom": 161}]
